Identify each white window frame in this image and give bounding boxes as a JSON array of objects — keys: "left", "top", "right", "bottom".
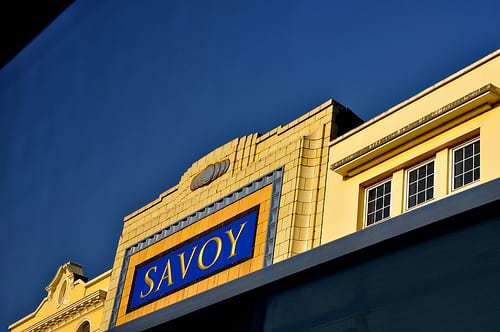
[
  {"left": 450, "top": 137, "right": 480, "bottom": 192},
  {"left": 404, "top": 158, "right": 436, "bottom": 211},
  {"left": 364, "top": 178, "right": 392, "bottom": 228}
]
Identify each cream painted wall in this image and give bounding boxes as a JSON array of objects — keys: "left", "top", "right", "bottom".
[{"left": 323, "top": 50, "right": 500, "bottom": 244}]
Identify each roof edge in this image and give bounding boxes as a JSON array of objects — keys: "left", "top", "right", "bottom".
[
  {"left": 8, "top": 268, "right": 111, "bottom": 330},
  {"left": 331, "top": 48, "right": 500, "bottom": 146}
]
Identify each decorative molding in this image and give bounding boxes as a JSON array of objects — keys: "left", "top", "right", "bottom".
[
  {"left": 190, "top": 159, "right": 230, "bottom": 191},
  {"left": 45, "top": 262, "right": 84, "bottom": 298},
  {"left": 21, "top": 290, "right": 106, "bottom": 332},
  {"left": 109, "top": 168, "right": 284, "bottom": 328},
  {"left": 330, "top": 84, "right": 500, "bottom": 171},
  {"left": 9, "top": 269, "right": 111, "bottom": 331},
  {"left": 331, "top": 50, "right": 500, "bottom": 145}
]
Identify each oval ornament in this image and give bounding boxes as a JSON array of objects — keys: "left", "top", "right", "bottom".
[{"left": 190, "top": 159, "right": 230, "bottom": 191}]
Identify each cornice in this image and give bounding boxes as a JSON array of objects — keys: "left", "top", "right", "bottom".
[
  {"left": 19, "top": 290, "right": 107, "bottom": 332},
  {"left": 330, "top": 84, "right": 500, "bottom": 175},
  {"left": 330, "top": 49, "right": 500, "bottom": 146}
]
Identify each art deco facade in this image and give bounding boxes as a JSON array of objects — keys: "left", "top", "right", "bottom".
[
  {"left": 101, "top": 98, "right": 361, "bottom": 329},
  {"left": 9, "top": 49, "right": 500, "bottom": 332}
]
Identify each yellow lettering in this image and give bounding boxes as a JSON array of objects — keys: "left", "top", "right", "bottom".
[
  {"left": 178, "top": 246, "right": 197, "bottom": 279},
  {"left": 155, "top": 259, "right": 173, "bottom": 291},
  {"left": 198, "top": 237, "right": 222, "bottom": 270},
  {"left": 139, "top": 266, "right": 157, "bottom": 298},
  {"left": 225, "top": 222, "right": 246, "bottom": 258}
]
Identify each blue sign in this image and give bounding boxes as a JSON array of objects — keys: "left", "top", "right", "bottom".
[{"left": 127, "top": 207, "right": 259, "bottom": 311}]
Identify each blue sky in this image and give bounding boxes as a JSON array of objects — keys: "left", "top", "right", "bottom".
[{"left": 1, "top": 0, "right": 498, "bottom": 328}]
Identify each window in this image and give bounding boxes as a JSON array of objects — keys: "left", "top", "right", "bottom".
[
  {"left": 406, "top": 159, "right": 434, "bottom": 209},
  {"left": 76, "top": 321, "right": 90, "bottom": 332},
  {"left": 451, "top": 138, "right": 480, "bottom": 190},
  {"left": 365, "top": 179, "right": 391, "bottom": 226}
]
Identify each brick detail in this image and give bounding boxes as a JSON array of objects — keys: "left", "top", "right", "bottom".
[{"left": 100, "top": 99, "right": 340, "bottom": 330}]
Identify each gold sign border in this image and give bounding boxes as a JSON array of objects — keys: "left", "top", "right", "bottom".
[{"left": 115, "top": 184, "right": 273, "bottom": 326}]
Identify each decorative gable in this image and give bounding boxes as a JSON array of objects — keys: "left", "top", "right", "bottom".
[
  {"left": 45, "top": 262, "right": 86, "bottom": 305},
  {"left": 9, "top": 262, "right": 110, "bottom": 332}
]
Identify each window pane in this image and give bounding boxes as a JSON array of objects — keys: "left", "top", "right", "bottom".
[
  {"left": 426, "top": 188, "right": 434, "bottom": 200},
  {"left": 384, "top": 194, "right": 391, "bottom": 206},
  {"left": 454, "top": 149, "right": 463, "bottom": 162},
  {"left": 454, "top": 162, "right": 463, "bottom": 175},
  {"left": 474, "top": 168, "right": 480, "bottom": 181},
  {"left": 427, "top": 162, "right": 434, "bottom": 174},
  {"left": 417, "top": 191, "right": 426, "bottom": 204},
  {"left": 384, "top": 181, "right": 391, "bottom": 192},
  {"left": 417, "top": 179, "right": 425, "bottom": 191},
  {"left": 368, "top": 189, "right": 375, "bottom": 201},
  {"left": 464, "top": 157, "right": 473, "bottom": 171},
  {"left": 454, "top": 176, "right": 463, "bottom": 188},
  {"left": 368, "top": 201, "right": 375, "bottom": 213},
  {"left": 376, "top": 186, "right": 384, "bottom": 196},
  {"left": 409, "top": 195, "right": 416, "bottom": 208},
  {"left": 409, "top": 170, "right": 417, "bottom": 182},
  {"left": 383, "top": 207, "right": 390, "bottom": 218},
  {"left": 409, "top": 183, "right": 417, "bottom": 195},
  {"left": 464, "top": 170, "right": 473, "bottom": 184},
  {"left": 464, "top": 144, "right": 473, "bottom": 158},
  {"left": 474, "top": 141, "right": 480, "bottom": 153},
  {"left": 426, "top": 174, "right": 434, "bottom": 187}
]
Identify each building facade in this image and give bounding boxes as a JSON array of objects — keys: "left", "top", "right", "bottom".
[
  {"left": 9, "top": 263, "right": 110, "bottom": 332},
  {"left": 101, "top": 100, "right": 361, "bottom": 329},
  {"left": 323, "top": 50, "right": 500, "bottom": 242},
  {"left": 10, "top": 49, "right": 500, "bottom": 332}
]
